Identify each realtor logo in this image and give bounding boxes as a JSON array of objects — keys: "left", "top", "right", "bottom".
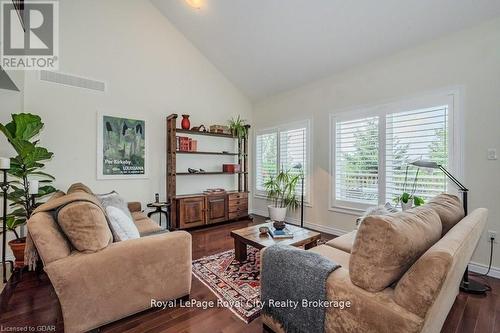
[{"left": 1, "top": 1, "right": 59, "bottom": 70}]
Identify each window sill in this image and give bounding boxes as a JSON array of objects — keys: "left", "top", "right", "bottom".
[
  {"left": 253, "top": 194, "right": 312, "bottom": 208},
  {"left": 328, "top": 206, "right": 365, "bottom": 216}
]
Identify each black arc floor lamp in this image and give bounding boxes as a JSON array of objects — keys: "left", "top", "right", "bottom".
[
  {"left": 293, "top": 163, "right": 305, "bottom": 228},
  {"left": 410, "top": 160, "right": 488, "bottom": 295}
]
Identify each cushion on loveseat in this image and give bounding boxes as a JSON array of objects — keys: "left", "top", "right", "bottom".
[
  {"left": 349, "top": 206, "right": 442, "bottom": 292},
  {"left": 57, "top": 199, "right": 113, "bottom": 252},
  {"left": 326, "top": 231, "right": 357, "bottom": 253},
  {"left": 427, "top": 194, "right": 464, "bottom": 236}
]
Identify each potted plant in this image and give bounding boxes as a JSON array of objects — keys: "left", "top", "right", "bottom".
[
  {"left": 394, "top": 165, "right": 425, "bottom": 211},
  {"left": 228, "top": 115, "right": 249, "bottom": 139},
  {"left": 264, "top": 169, "right": 300, "bottom": 226},
  {"left": 0, "top": 113, "right": 56, "bottom": 267}
]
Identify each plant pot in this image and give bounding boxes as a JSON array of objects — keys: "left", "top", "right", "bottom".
[
  {"left": 181, "top": 114, "right": 191, "bottom": 130},
  {"left": 401, "top": 201, "right": 413, "bottom": 211},
  {"left": 268, "top": 205, "right": 287, "bottom": 222},
  {"left": 8, "top": 237, "right": 26, "bottom": 268}
]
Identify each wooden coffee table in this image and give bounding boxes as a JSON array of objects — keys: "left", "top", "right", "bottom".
[{"left": 230, "top": 222, "right": 321, "bottom": 262}]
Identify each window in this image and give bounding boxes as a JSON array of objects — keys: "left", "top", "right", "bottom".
[
  {"left": 255, "top": 131, "right": 278, "bottom": 192},
  {"left": 332, "top": 92, "right": 458, "bottom": 211},
  {"left": 255, "top": 120, "right": 310, "bottom": 200},
  {"left": 335, "top": 117, "right": 379, "bottom": 205}
]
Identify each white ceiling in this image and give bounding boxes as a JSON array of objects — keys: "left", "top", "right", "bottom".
[{"left": 152, "top": 0, "right": 500, "bottom": 101}]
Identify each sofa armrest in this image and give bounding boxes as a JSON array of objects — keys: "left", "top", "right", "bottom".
[
  {"left": 45, "top": 231, "right": 192, "bottom": 333},
  {"left": 127, "top": 201, "right": 142, "bottom": 212}
]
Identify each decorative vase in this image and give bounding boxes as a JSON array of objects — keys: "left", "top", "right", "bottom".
[
  {"left": 268, "top": 205, "right": 287, "bottom": 223},
  {"left": 8, "top": 237, "right": 26, "bottom": 268},
  {"left": 401, "top": 201, "right": 413, "bottom": 211},
  {"left": 181, "top": 115, "right": 191, "bottom": 130},
  {"left": 273, "top": 221, "right": 286, "bottom": 230}
]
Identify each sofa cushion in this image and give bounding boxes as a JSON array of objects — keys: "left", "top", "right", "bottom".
[
  {"left": 134, "top": 217, "right": 162, "bottom": 235},
  {"left": 427, "top": 194, "right": 464, "bottom": 236},
  {"left": 131, "top": 211, "right": 148, "bottom": 221},
  {"left": 349, "top": 206, "right": 442, "bottom": 292},
  {"left": 308, "top": 244, "right": 350, "bottom": 268},
  {"left": 105, "top": 206, "right": 140, "bottom": 241},
  {"left": 326, "top": 231, "right": 357, "bottom": 253},
  {"left": 57, "top": 200, "right": 113, "bottom": 252}
]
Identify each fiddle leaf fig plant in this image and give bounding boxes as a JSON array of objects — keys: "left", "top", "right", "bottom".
[{"left": 0, "top": 113, "right": 57, "bottom": 241}]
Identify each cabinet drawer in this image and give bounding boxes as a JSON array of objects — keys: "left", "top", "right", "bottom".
[
  {"left": 228, "top": 192, "right": 248, "bottom": 201},
  {"left": 229, "top": 210, "right": 248, "bottom": 220},
  {"left": 228, "top": 201, "right": 248, "bottom": 213}
]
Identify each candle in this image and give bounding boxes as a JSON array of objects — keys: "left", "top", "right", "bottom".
[
  {"left": 29, "top": 180, "right": 39, "bottom": 195},
  {"left": 0, "top": 157, "right": 10, "bottom": 170}
]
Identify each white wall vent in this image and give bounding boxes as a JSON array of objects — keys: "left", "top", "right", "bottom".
[{"left": 40, "top": 70, "right": 106, "bottom": 92}]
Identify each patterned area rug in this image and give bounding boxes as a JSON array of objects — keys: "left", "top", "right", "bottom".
[{"left": 192, "top": 247, "right": 261, "bottom": 323}]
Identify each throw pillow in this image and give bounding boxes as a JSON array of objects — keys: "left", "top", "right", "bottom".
[
  {"left": 56, "top": 197, "right": 113, "bottom": 252},
  {"left": 105, "top": 206, "right": 140, "bottom": 241},
  {"left": 349, "top": 206, "right": 442, "bottom": 292},
  {"left": 97, "top": 191, "right": 133, "bottom": 221},
  {"left": 427, "top": 194, "right": 465, "bottom": 236}
]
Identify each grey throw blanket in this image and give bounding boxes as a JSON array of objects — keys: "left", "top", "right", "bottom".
[{"left": 261, "top": 244, "right": 340, "bottom": 333}]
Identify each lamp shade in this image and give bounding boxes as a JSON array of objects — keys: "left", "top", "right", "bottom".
[
  {"left": 409, "top": 160, "right": 440, "bottom": 169},
  {"left": 0, "top": 157, "right": 10, "bottom": 170}
]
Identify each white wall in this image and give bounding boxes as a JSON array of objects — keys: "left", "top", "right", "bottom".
[
  {"left": 252, "top": 18, "right": 500, "bottom": 273},
  {"left": 17, "top": 0, "right": 252, "bottom": 208}
]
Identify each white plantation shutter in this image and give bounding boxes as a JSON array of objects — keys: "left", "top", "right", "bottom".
[
  {"left": 332, "top": 93, "right": 456, "bottom": 211},
  {"left": 255, "top": 120, "right": 310, "bottom": 199},
  {"left": 279, "top": 124, "right": 308, "bottom": 196},
  {"left": 385, "top": 106, "right": 448, "bottom": 202},
  {"left": 335, "top": 117, "right": 379, "bottom": 205},
  {"left": 255, "top": 132, "right": 278, "bottom": 192}
]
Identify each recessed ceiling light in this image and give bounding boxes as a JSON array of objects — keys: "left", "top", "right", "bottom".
[{"left": 185, "top": 0, "right": 203, "bottom": 9}]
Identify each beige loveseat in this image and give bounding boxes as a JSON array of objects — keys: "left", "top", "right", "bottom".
[
  {"left": 27, "top": 194, "right": 192, "bottom": 333},
  {"left": 262, "top": 194, "right": 487, "bottom": 333}
]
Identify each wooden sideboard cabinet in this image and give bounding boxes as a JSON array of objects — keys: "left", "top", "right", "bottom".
[{"left": 175, "top": 191, "right": 248, "bottom": 230}]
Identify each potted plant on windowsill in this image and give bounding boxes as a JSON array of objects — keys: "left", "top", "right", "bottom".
[
  {"left": 264, "top": 169, "right": 300, "bottom": 227},
  {"left": 0, "top": 113, "right": 56, "bottom": 267},
  {"left": 394, "top": 165, "right": 425, "bottom": 211}
]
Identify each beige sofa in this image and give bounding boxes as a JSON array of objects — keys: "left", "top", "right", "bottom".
[
  {"left": 262, "top": 195, "right": 487, "bottom": 333},
  {"left": 27, "top": 200, "right": 192, "bottom": 333}
]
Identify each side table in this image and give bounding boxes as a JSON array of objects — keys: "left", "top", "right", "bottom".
[{"left": 147, "top": 202, "right": 171, "bottom": 230}]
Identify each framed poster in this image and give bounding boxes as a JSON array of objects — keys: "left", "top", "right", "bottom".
[{"left": 97, "top": 112, "right": 148, "bottom": 179}]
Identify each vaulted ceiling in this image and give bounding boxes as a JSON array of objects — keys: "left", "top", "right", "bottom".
[{"left": 152, "top": 0, "right": 500, "bottom": 101}]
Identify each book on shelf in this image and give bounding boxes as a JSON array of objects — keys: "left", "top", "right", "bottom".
[{"left": 268, "top": 227, "right": 294, "bottom": 239}]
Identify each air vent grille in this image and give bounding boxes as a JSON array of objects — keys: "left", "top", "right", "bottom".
[{"left": 40, "top": 70, "right": 105, "bottom": 92}]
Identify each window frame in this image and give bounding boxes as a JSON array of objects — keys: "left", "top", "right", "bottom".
[
  {"left": 254, "top": 119, "right": 312, "bottom": 205},
  {"left": 329, "top": 90, "right": 462, "bottom": 214}
]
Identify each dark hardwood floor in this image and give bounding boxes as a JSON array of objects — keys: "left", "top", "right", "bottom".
[{"left": 0, "top": 216, "right": 498, "bottom": 333}]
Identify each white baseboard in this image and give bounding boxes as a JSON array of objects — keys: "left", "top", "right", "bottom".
[
  {"left": 468, "top": 261, "right": 500, "bottom": 279},
  {"left": 251, "top": 209, "right": 349, "bottom": 236}
]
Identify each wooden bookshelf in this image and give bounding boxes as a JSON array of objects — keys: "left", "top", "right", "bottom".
[
  {"left": 166, "top": 114, "right": 251, "bottom": 230},
  {"left": 176, "top": 150, "right": 238, "bottom": 156}
]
